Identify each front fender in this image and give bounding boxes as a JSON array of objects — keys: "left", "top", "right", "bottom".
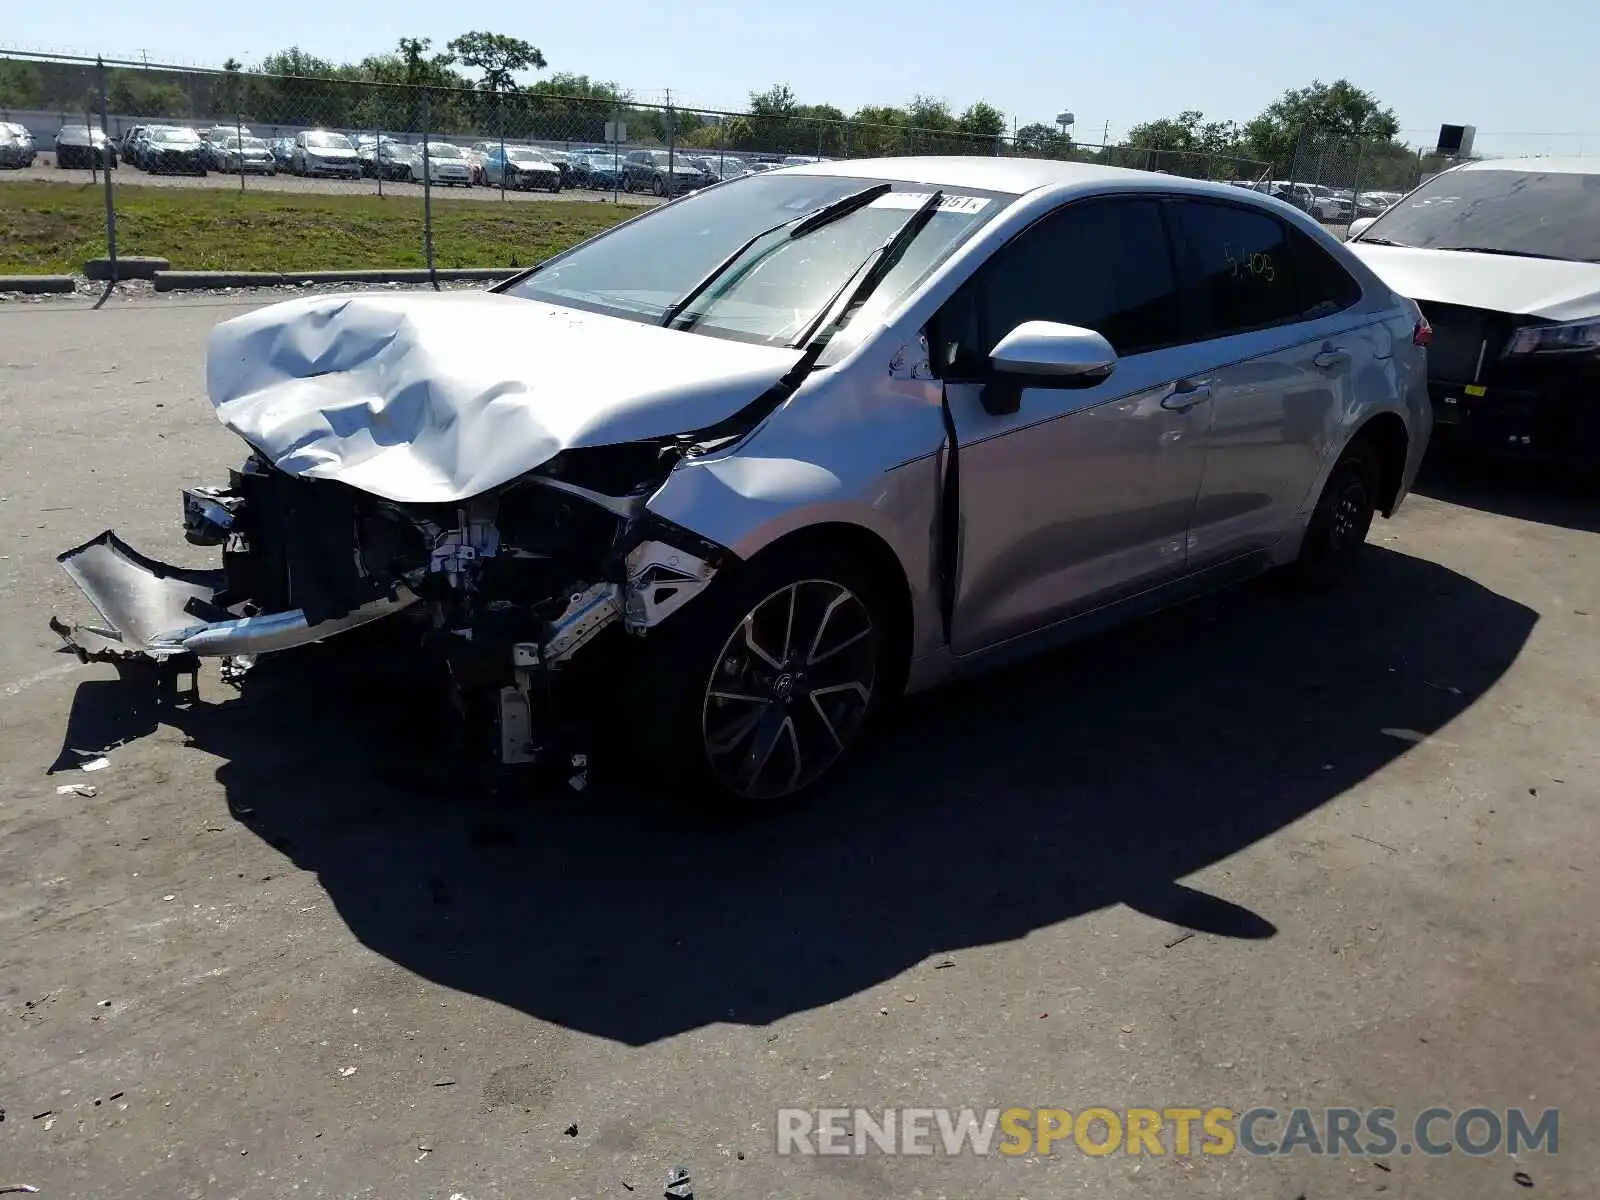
[{"left": 644, "top": 368, "right": 951, "bottom": 664}]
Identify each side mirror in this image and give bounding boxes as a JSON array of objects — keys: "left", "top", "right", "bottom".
[
  {"left": 1347, "top": 216, "right": 1377, "bottom": 239},
  {"left": 981, "top": 321, "right": 1117, "bottom": 416}
]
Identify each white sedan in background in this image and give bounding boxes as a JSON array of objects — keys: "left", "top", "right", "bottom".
[{"left": 409, "top": 142, "right": 474, "bottom": 187}]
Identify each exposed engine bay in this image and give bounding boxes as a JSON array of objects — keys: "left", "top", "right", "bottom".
[{"left": 52, "top": 439, "right": 728, "bottom": 780}]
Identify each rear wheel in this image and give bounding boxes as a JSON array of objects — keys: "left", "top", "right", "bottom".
[
  {"left": 627, "top": 545, "right": 894, "bottom": 814},
  {"left": 1286, "top": 438, "right": 1380, "bottom": 589}
]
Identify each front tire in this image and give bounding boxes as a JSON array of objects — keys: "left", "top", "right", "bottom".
[
  {"left": 627, "top": 545, "right": 893, "bottom": 813},
  {"left": 1287, "top": 438, "right": 1380, "bottom": 589}
]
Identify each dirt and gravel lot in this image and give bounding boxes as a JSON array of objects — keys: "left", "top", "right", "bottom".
[
  {"left": 13, "top": 156, "right": 661, "bottom": 206},
  {"left": 1, "top": 291, "right": 1597, "bottom": 1199}
]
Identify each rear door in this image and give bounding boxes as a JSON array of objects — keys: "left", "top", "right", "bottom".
[{"left": 1169, "top": 198, "right": 1372, "bottom": 566}]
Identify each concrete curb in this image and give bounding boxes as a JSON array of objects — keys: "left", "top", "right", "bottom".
[
  {"left": 151, "top": 267, "right": 521, "bottom": 292},
  {"left": 0, "top": 275, "right": 77, "bottom": 294},
  {"left": 86, "top": 256, "right": 170, "bottom": 281}
]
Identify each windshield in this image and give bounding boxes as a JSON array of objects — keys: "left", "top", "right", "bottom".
[
  {"left": 305, "top": 132, "right": 353, "bottom": 150},
  {"left": 428, "top": 144, "right": 461, "bottom": 158},
  {"left": 507, "top": 173, "right": 1010, "bottom": 345},
  {"left": 234, "top": 137, "right": 268, "bottom": 150},
  {"left": 157, "top": 129, "right": 200, "bottom": 144},
  {"left": 1355, "top": 167, "right": 1600, "bottom": 262},
  {"left": 507, "top": 149, "right": 545, "bottom": 163}
]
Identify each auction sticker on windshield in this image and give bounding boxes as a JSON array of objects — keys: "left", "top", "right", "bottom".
[{"left": 872, "top": 193, "right": 992, "bottom": 213}]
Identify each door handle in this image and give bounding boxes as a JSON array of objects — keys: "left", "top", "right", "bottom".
[
  {"left": 1312, "top": 348, "right": 1348, "bottom": 369},
  {"left": 1161, "top": 381, "right": 1212, "bottom": 412}
]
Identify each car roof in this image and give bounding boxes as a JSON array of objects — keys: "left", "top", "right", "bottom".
[
  {"left": 1454, "top": 155, "right": 1600, "bottom": 176},
  {"left": 779, "top": 154, "right": 1286, "bottom": 202}
]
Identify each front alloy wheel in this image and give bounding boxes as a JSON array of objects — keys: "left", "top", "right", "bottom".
[{"left": 701, "top": 580, "right": 877, "bottom": 801}]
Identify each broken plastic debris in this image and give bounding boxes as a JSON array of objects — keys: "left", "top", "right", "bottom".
[
  {"left": 55, "top": 783, "right": 97, "bottom": 797},
  {"left": 0, "top": 1186, "right": 41, "bottom": 1195},
  {"left": 339, "top": 1066, "right": 357, "bottom": 1077},
  {"left": 664, "top": 1166, "right": 694, "bottom": 1199},
  {"left": 80, "top": 757, "right": 110, "bottom": 772}
]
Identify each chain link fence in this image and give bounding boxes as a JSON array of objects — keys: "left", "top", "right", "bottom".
[
  {"left": 1, "top": 50, "right": 1271, "bottom": 278},
  {"left": 1255, "top": 131, "right": 1444, "bottom": 237}
]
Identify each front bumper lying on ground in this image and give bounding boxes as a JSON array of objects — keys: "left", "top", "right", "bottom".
[{"left": 52, "top": 528, "right": 416, "bottom": 662}]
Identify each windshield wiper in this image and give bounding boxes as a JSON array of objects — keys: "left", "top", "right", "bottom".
[
  {"left": 1353, "top": 236, "right": 1409, "bottom": 247},
  {"left": 791, "top": 189, "right": 945, "bottom": 351},
  {"left": 1435, "top": 245, "right": 1573, "bottom": 261},
  {"left": 658, "top": 182, "right": 891, "bottom": 329}
]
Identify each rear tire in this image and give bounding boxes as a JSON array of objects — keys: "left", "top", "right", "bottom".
[
  {"left": 626, "top": 544, "right": 895, "bottom": 816},
  {"left": 1285, "top": 438, "right": 1380, "bottom": 590}
]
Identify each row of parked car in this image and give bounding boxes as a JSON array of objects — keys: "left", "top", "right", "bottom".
[
  {"left": 4, "top": 121, "right": 834, "bottom": 194},
  {"left": 1227, "top": 178, "right": 1404, "bottom": 222}
]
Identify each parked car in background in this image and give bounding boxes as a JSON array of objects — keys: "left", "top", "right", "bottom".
[
  {"left": 1354, "top": 190, "right": 1402, "bottom": 219},
  {"left": 217, "top": 135, "right": 277, "bottom": 175},
  {"left": 579, "top": 151, "right": 622, "bottom": 190},
  {"left": 690, "top": 155, "right": 749, "bottom": 182},
  {"left": 143, "top": 126, "right": 208, "bottom": 175},
  {"left": 0, "top": 123, "right": 34, "bottom": 168},
  {"left": 1346, "top": 157, "right": 1600, "bottom": 470},
  {"left": 54, "top": 124, "right": 116, "bottom": 169},
  {"left": 200, "top": 125, "right": 253, "bottom": 169},
  {"left": 621, "top": 148, "right": 705, "bottom": 196},
  {"left": 118, "top": 125, "right": 147, "bottom": 164},
  {"left": 291, "top": 130, "right": 361, "bottom": 178},
  {"left": 482, "top": 145, "right": 562, "bottom": 191},
  {"left": 375, "top": 140, "right": 416, "bottom": 181},
  {"left": 1263, "top": 181, "right": 1342, "bottom": 221},
  {"left": 51, "top": 158, "right": 1431, "bottom": 808},
  {"left": 408, "top": 142, "right": 473, "bottom": 186},
  {"left": 270, "top": 136, "right": 295, "bottom": 170}
]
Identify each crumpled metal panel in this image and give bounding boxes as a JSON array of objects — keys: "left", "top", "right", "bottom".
[{"left": 204, "top": 291, "right": 804, "bottom": 505}]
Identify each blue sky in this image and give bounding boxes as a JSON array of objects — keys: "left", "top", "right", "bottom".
[{"left": 8, "top": 0, "right": 1596, "bottom": 155}]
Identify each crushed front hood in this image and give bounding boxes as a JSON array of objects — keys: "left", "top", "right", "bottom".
[
  {"left": 205, "top": 291, "right": 804, "bottom": 503},
  {"left": 1346, "top": 243, "right": 1600, "bottom": 322}
]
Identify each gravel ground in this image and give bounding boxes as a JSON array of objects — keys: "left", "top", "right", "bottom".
[
  {"left": 0, "top": 291, "right": 1596, "bottom": 1199},
  {"left": 9, "top": 155, "right": 662, "bottom": 206}
]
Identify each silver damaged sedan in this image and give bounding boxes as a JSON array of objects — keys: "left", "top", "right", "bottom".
[{"left": 52, "top": 157, "right": 1433, "bottom": 808}]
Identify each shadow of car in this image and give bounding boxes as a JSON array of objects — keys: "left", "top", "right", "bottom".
[{"left": 54, "top": 545, "right": 1535, "bottom": 1046}]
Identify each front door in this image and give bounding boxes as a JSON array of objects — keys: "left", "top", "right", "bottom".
[{"left": 932, "top": 196, "right": 1213, "bottom": 656}]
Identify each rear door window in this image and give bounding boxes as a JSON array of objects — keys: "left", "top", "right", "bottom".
[{"left": 1173, "top": 200, "right": 1362, "bottom": 337}]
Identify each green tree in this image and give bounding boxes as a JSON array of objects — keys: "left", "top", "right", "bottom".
[
  {"left": 0, "top": 59, "right": 42, "bottom": 107},
  {"left": 447, "top": 31, "right": 546, "bottom": 93},
  {"left": 849, "top": 104, "right": 909, "bottom": 156},
  {"left": 1242, "top": 78, "right": 1399, "bottom": 168},
  {"left": 958, "top": 101, "right": 1006, "bottom": 139},
  {"left": 108, "top": 73, "right": 190, "bottom": 118},
  {"left": 1013, "top": 121, "right": 1071, "bottom": 158}
]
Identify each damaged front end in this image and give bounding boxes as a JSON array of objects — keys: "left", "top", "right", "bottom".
[{"left": 53, "top": 440, "right": 726, "bottom": 774}]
